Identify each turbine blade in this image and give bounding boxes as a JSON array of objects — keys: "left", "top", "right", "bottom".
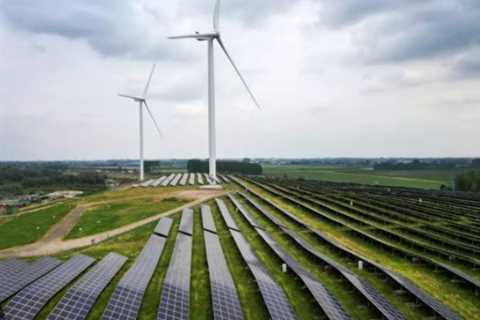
[
  {"left": 213, "top": 0, "right": 221, "bottom": 32},
  {"left": 168, "top": 33, "right": 217, "bottom": 40},
  {"left": 217, "top": 38, "right": 262, "bottom": 109},
  {"left": 144, "top": 101, "right": 163, "bottom": 138},
  {"left": 118, "top": 94, "right": 143, "bottom": 101},
  {"left": 143, "top": 64, "right": 156, "bottom": 99}
]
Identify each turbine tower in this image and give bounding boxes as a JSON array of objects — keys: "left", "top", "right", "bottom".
[
  {"left": 119, "top": 64, "right": 162, "bottom": 181},
  {"left": 169, "top": 0, "right": 261, "bottom": 183}
]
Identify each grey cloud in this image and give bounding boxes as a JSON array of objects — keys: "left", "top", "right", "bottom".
[
  {"left": 320, "top": 0, "right": 480, "bottom": 64},
  {"left": 451, "top": 52, "right": 480, "bottom": 78},
  {"left": 0, "top": 1, "right": 179, "bottom": 60}
]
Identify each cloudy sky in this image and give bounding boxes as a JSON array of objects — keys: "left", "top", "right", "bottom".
[{"left": 1, "top": 0, "right": 479, "bottom": 161}]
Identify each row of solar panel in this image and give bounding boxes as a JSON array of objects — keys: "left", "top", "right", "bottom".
[
  {"left": 233, "top": 176, "right": 462, "bottom": 320},
  {"left": 138, "top": 173, "right": 231, "bottom": 188},
  {"left": 242, "top": 177, "right": 480, "bottom": 291}
]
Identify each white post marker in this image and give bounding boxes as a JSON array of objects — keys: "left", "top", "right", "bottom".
[
  {"left": 282, "top": 263, "right": 288, "bottom": 273},
  {"left": 358, "top": 260, "right": 364, "bottom": 271}
]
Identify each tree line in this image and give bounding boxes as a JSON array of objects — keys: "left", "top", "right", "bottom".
[
  {"left": 187, "top": 160, "right": 262, "bottom": 175},
  {"left": 454, "top": 171, "right": 480, "bottom": 192}
]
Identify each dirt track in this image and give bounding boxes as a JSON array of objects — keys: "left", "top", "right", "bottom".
[{"left": 0, "top": 189, "right": 224, "bottom": 259}]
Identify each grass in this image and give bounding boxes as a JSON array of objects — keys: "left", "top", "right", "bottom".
[
  {"left": 241, "top": 179, "right": 480, "bottom": 319},
  {"left": 0, "top": 201, "right": 75, "bottom": 249},
  {"left": 66, "top": 197, "right": 186, "bottom": 239},
  {"left": 191, "top": 207, "right": 213, "bottom": 320},
  {"left": 263, "top": 165, "right": 461, "bottom": 189}
]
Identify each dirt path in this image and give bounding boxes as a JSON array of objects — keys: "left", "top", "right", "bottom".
[{"left": 0, "top": 190, "right": 224, "bottom": 259}]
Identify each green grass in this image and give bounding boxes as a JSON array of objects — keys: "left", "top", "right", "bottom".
[
  {"left": 0, "top": 201, "right": 75, "bottom": 249},
  {"left": 263, "top": 165, "right": 462, "bottom": 189},
  {"left": 67, "top": 197, "right": 186, "bottom": 239}
]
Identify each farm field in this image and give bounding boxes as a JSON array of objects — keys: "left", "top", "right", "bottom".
[
  {"left": 1, "top": 176, "right": 479, "bottom": 320},
  {"left": 263, "top": 165, "right": 465, "bottom": 189}
]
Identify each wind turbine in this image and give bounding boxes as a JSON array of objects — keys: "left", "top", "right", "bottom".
[
  {"left": 169, "top": 0, "right": 261, "bottom": 184},
  {"left": 119, "top": 64, "right": 162, "bottom": 182}
]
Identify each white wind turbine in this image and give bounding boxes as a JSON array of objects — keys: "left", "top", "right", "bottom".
[
  {"left": 169, "top": 0, "right": 261, "bottom": 184},
  {"left": 119, "top": 64, "right": 163, "bottom": 181}
]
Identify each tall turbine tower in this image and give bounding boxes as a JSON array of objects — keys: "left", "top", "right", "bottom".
[
  {"left": 169, "top": 0, "right": 261, "bottom": 183},
  {"left": 119, "top": 64, "right": 162, "bottom": 181}
]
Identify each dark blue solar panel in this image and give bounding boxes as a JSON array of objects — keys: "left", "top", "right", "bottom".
[
  {"left": 178, "top": 208, "right": 193, "bottom": 236},
  {"left": 48, "top": 253, "right": 127, "bottom": 320},
  {"left": 201, "top": 205, "right": 217, "bottom": 233},
  {"left": 0, "top": 257, "right": 62, "bottom": 303},
  {"left": 157, "top": 232, "right": 192, "bottom": 320},
  {"left": 154, "top": 217, "right": 174, "bottom": 238},
  {"left": 102, "top": 235, "right": 167, "bottom": 320},
  {"left": 4, "top": 255, "right": 94, "bottom": 320}
]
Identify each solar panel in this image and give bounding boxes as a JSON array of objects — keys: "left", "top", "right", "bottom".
[
  {"left": 170, "top": 174, "right": 182, "bottom": 186},
  {"left": 0, "top": 257, "right": 62, "bottom": 303},
  {"left": 244, "top": 181, "right": 461, "bottom": 320},
  {"left": 215, "top": 198, "right": 240, "bottom": 231},
  {"left": 188, "top": 173, "right": 195, "bottom": 185},
  {"left": 203, "top": 232, "right": 243, "bottom": 320},
  {"left": 197, "top": 173, "right": 204, "bottom": 185},
  {"left": 201, "top": 205, "right": 217, "bottom": 234},
  {"left": 229, "top": 230, "right": 296, "bottom": 320},
  {"left": 239, "top": 193, "right": 286, "bottom": 227},
  {"left": 221, "top": 175, "right": 231, "bottom": 183},
  {"left": 226, "top": 194, "right": 263, "bottom": 230},
  {"left": 254, "top": 228, "right": 350, "bottom": 320},
  {"left": 4, "top": 255, "right": 94, "bottom": 320},
  {"left": 162, "top": 174, "right": 175, "bottom": 187},
  {"left": 178, "top": 208, "right": 194, "bottom": 236},
  {"left": 47, "top": 253, "right": 127, "bottom": 320},
  {"left": 383, "top": 269, "right": 461, "bottom": 320},
  {"left": 154, "top": 217, "right": 174, "bottom": 238},
  {"left": 153, "top": 176, "right": 167, "bottom": 187},
  {"left": 157, "top": 233, "right": 192, "bottom": 320},
  {"left": 0, "top": 259, "right": 28, "bottom": 281},
  {"left": 279, "top": 228, "right": 404, "bottom": 320},
  {"left": 102, "top": 235, "right": 167, "bottom": 320},
  {"left": 179, "top": 174, "right": 188, "bottom": 186},
  {"left": 203, "top": 174, "right": 210, "bottom": 184}
]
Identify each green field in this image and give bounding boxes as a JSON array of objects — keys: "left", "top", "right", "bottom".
[
  {"left": 0, "top": 202, "right": 75, "bottom": 249},
  {"left": 66, "top": 197, "right": 187, "bottom": 239},
  {"left": 263, "top": 165, "right": 464, "bottom": 189}
]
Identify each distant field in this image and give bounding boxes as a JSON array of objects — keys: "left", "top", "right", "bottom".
[
  {"left": 0, "top": 202, "right": 75, "bottom": 249},
  {"left": 263, "top": 165, "right": 464, "bottom": 189}
]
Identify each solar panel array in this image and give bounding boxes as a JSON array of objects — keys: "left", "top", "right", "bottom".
[
  {"left": 0, "top": 257, "right": 62, "bottom": 303},
  {"left": 179, "top": 173, "right": 188, "bottom": 186},
  {"left": 215, "top": 198, "right": 241, "bottom": 231},
  {"left": 170, "top": 174, "right": 182, "bottom": 186},
  {"left": 48, "top": 253, "right": 127, "bottom": 320},
  {"left": 154, "top": 217, "right": 174, "bottom": 238},
  {"left": 201, "top": 205, "right": 217, "bottom": 234},
  {"left": 225, "top": 195, "right": 263, "bottom": 230},
  {"left": 197, "top": 173, "right": 204, "bottom": 185},
  {"left": 188, "top": 173, "right": 195, "bottom": 185},
  {"left": 202, "top": 219, "right": 244, "bottom": 320},
  {"left": 239, "top": 193, "right": 404, "bottom": 320},
  {"left": 161, "top": 174, "right": 175, "bottom": 186},
  {"left": 229, "top": 230, "right": 296, "bottom": 320},
  {"left": 4, "top": 255, "right": 95, "bottom": 320},
  {"left": 102, "top": 235, "right": 168, "bottom": 320},
  {"left": 241, "top": 182, "right": 462, "bottom": 320},
  {"left": 0, "top": 259, "right": 28, "bottom": 279},
  {"left": 178, "top": 208, "right": 194, "bottom": 236},
  {"left": 157, "top": 231, "right": 192, "bottom": 320}
]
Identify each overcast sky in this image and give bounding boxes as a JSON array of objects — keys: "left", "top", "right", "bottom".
[{"left": 1, "top": 0, "right": 479, "bottom": 161}]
